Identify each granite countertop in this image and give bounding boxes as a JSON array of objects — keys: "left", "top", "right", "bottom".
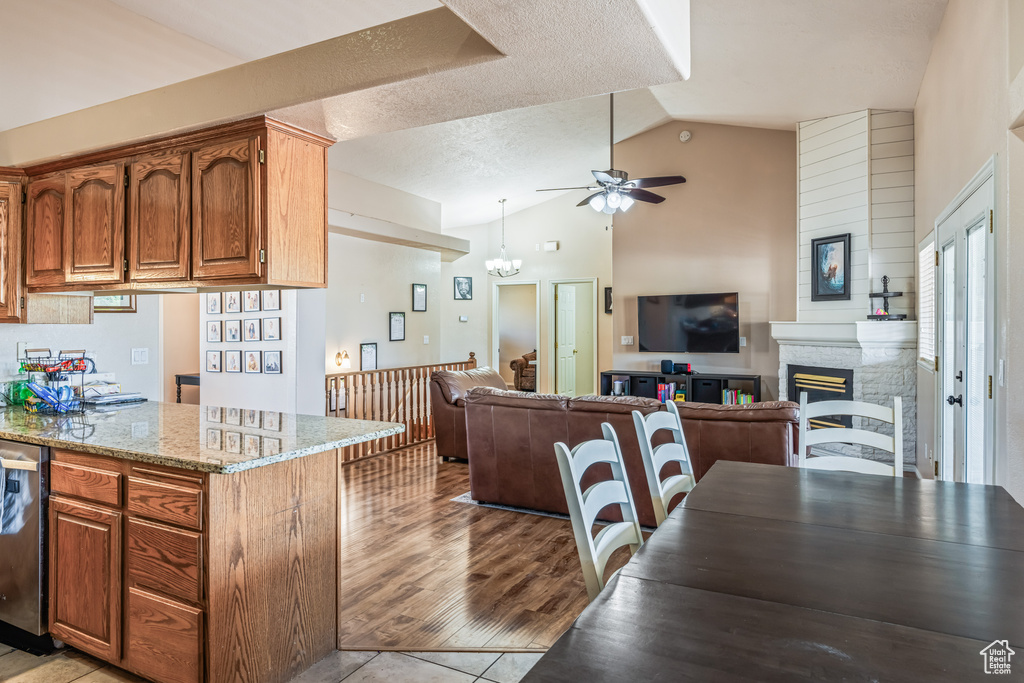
[{"left": 0, "top": 402, "right": 403, "bottom": 473}]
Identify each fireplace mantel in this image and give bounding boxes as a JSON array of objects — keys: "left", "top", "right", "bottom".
[{"left": 770, "top": 320, "right": 917, "bottom": 349}]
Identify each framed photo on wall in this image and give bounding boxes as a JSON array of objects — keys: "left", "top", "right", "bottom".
[
  {"left": 206, "top": 293, "right": 222, "bottom": 314},
  {"left": 360, "top": 343, "right": 377, "bottom": 371},
  {"left": 225, "top": 350, "right": 242, "bottom": 373},
  {"left": 207, "top": 320, "right": 222, "bottom": 343},
  {"left": 243, "top": 319, "right": 261, "bottom": 342},
  {"left": 262, "top": 317, "right": 281, "bottom": 341},
  {"left": 454, "top": 277, "right": 473, "bottom": 300},
  {"left": 243, "top": 291, "right": 261, "bottom": 312},
  {"left": 263, "top": 351, "right": 282, "bottom": 374},
  {"left": 604, "top": 287, "right": 613, "bottom": 314},
  {"left": 412, "top": 284, "right": 427, "bottom": 312},
  {"left": 225, "top": 291, "right": 242, "bottom": 313},
  {"left": 262, "top": 290, "right": 281, "bottom": 311},
  {"left": 206, "top": 351, "right": 221, "bottom": 373},
  {"left": 245, "top": 351, "right": 262, "bottom": 373},
  {"left": 810, "top": 233, "right": 852, "bottom": 301},
  {"left": 225, "top": 320, "right": 241, "bottom": 342},
  {"left": 389, "top": 312, "right": 405, "bottom": 341}
]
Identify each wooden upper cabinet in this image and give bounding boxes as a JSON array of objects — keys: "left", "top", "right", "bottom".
[
  {"left": 65, "top": 163, "right": 125, "bottom": 284},
  {"left": 26, "top": 173, "right": 67, "bottom": 287},
  {"left": 191, "top": 136, "right": 261, "bottom": 281},
  {"left": 0, "top": 182, "right": 22, "bottom": 321},
  {"left": 129, "top": 151, "right": 190, "bottom": 281},
  {"left": 49, "top": 496, "right": 122, "bottom": 663}
]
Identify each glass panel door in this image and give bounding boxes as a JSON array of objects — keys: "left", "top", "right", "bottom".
[
  {"left": 938, "top": 239, "right": 959, "bottom": 482},
  {"left": 964, "top": 222, "right": 987, "bottom": 484}
]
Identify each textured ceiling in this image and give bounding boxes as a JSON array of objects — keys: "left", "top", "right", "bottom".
[{"left": 329, "top": 0, "right": 947, "bottom": 228}]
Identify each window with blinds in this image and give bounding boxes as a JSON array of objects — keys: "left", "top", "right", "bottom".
[{"left": 918, "top": 240, "right": 936, "bottom": 365}]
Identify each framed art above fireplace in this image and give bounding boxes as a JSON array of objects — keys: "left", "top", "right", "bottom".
[{"left": 810, "top": 233, "right": 851, "bottom": 301}]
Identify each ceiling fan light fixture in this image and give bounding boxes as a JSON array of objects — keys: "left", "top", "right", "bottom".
[
  {"left": 619, "top": 195, "right": 634, "bottom": 211},
  {"left": 606, "top": 191, "right": 621, "bottom": 209},
  {"left": 589, "top": 193, "right": 606, "bottom": 211}
]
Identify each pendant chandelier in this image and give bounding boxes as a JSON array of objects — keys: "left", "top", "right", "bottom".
[{"left": 486, "top": 198, "right": 521, "bottom": 278}]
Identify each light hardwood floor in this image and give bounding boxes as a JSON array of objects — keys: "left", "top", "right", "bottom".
[{"left": 338, "top": 441, "right": 625, "bottom": 652}]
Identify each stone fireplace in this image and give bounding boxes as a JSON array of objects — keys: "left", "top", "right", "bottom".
[{"left": 771, "top": 321, "right": 917, "bottom": 469}]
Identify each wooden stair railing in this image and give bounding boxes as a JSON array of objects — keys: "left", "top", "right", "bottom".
[{"left": 325, "top": 353, "right": 476, "bottom": 462}]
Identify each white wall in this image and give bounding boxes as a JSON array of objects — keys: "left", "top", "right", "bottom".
[
  {"left": 0, "top": 295, "right": 162, "bottom": 399},
  {"left": 324, "top": 232, "right": 441, "bottom": 374},
  {"left": 441, "top": 195, "right": 612, "bottom": 393}
]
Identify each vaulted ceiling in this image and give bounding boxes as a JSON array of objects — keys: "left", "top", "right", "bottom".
[{"left": 0, "top": 0, "right": 947, "bottom": 227}]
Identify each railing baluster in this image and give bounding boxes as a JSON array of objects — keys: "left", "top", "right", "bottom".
[{"left": 323, "top": 353, "right": 476, "bottom": 462}]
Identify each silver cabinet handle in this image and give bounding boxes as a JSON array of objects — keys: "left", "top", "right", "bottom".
[{"left": 0, "top": 458, "right": 38, "bottom": 472}]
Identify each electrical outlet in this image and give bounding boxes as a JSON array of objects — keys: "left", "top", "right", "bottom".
[
  {"left": 621, "top": 336, "right": 634, "bottom": 346},
  {"left": 423, "top": 335, "right": 429, "bottom": 345},
  {"left": 131, "top": 348, "right": 148, "bottom": 365},
  {"left": 360, "top": 293, "right": 365, "bottom": 303}
]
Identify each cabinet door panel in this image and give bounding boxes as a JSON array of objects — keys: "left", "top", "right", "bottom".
[
  {"left": 48, "top": 496, "right": 121, "bottom": 662},
  {"left": 192, "top": 136, "right": 261, "bottom": 280},
  {"left": 130, "top": 151, "right": 190, "bottom": 281},
  {"left": 126, "top": 587, "right": 202, "bottom": 683},
  {"left": 0, "top": 183, "right": 22, "bottom": 320},
  {"left": 66, "top": 163, "right": 125, "bottom": 284},
  {"left": 25, "top": 174, "right": 67, "bottom": 287}
]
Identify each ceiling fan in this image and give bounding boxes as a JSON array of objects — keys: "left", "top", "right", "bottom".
[{"left": 537, "top": 92, "right": 686, "bottom": 214}]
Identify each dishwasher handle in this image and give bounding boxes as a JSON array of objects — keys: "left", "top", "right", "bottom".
[{"left": 0, "top": 457, "right": 39, "bottom": 472}]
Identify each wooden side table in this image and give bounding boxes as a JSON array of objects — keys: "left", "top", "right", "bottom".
[{"left": 175, "top": 373, "right": 200, "bottom": 403}]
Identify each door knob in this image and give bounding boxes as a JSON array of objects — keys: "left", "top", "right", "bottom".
[
  {"left": 946, "top": 394, "right": 963, "bottom": 407},
  {"left": 955, "top": 371, "right": 963, "bottom": 382}
]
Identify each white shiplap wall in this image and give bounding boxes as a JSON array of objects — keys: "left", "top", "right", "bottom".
[
  {"left": 798, "top": 111, "right": 870, "bottom": 321},
  {"left": 797, "top": 109, "right": 915, "bottom": 322},
  {"left": 869, "top": 110, "right": 915, "bottom": 318}
]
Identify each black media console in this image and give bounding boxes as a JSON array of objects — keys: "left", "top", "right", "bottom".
[{"left": 599, "top": 370, "right": 762, "bottom": 404}]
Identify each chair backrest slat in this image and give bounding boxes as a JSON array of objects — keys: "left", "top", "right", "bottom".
[
  {"left": 554, "top": 422, "right": 644, "bottom": 602},
  {"left": 632, "top": 401, "right": 695, "bottom": 526},
  {"left": 798, "top": 392, "right": 903, "bottom": 477}
]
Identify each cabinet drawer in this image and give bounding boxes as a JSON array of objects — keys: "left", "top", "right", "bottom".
[
  {"left": 127, "top": 517, "right": 201, "bottom": 603},
  {"left": 127, "top": 477, "right": 203, "bottom": 530},
  {"left": 126, "top": 587, "right": 202, "bottom": 683},
  {"left": 50, "top": 461, "right": 122, "bottom": 507}
]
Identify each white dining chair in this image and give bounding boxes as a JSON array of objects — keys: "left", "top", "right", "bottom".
[
  {"left": 553, "top": 423, "right": 644, "bottom": 602},
  {"left": 632, "top": 401, "right": 695, "bottom": 526},
  {"left": 798, "top": 391, "right": 903, "bottom": 477}
]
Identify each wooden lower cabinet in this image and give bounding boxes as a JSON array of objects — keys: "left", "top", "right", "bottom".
[
  {"left": 48, "top": 497, "right": 122, "bottom": 662},
  {"left": 126, "top": 587, "right": 203, "bottom": 683},
  {"left": 47, "top": 447, "right": 338, "bottom": 683}
]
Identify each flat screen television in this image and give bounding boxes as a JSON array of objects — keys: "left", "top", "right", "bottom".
[{"left": 637, "top": 292, "right": 739, "bottom": 353}]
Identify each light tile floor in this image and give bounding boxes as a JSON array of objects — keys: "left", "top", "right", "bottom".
[{"left": 0, "top": 647, "right": 542, "bottom": 683}]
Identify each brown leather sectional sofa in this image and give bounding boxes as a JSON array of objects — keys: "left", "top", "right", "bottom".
[
  {"left": 464, "top": 388, "right": 800, "bottom": 528},
  {"left": 429, "top": 367, "right": 507, "bottom": 461}
]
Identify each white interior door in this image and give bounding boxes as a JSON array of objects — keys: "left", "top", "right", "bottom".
[
  {"left": 555, "top": 284, "right": 577, "bottom": 396},
  {"left": 935, "top": 174, "right": 993, "bottom": 484}
]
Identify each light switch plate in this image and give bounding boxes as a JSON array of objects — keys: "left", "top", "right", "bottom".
[
  {"left": 459, "top": 316, "right": 468, "bottom": 322},
  {"left": 621, "top": 336, "right": 634, "bottom": 346},
  {"left": 423, "top": 335, "right": 429, "bottom": 345},
  {"left": 131, "top": 348, "right": 148, "bottom": 365},
  {"left": 740, "top": 336, "right": 747, "bottom": 347}
]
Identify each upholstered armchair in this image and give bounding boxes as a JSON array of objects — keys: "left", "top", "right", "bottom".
[{"left": 509, "top": 350, "right": 537, "bottom": 392}]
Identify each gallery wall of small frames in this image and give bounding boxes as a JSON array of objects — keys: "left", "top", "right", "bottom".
[
  {"left": 205, "top": 290, "right": 283, "bottom": 375},
  {"left": 204, "top": 406, "right": 283, "bottom": 457}
]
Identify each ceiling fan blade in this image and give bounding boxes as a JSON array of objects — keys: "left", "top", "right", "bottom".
[
  {"left": 576, "top": 191, "right": 604, "bottom": 207},
  {"left": 629, "top": 175, "right": 686, "bottom": 189},
  {"left": 592, "top": 170, "right": 618, "bottom": 185},
  {"left": 624, "top": 188, "right": 666, "bottom": 204},
  {"left": 537, "top": 186, "right": 597, "bottom": 192}
]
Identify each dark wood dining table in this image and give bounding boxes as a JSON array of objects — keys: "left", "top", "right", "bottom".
[{"left": 524, "top": 460, "right": 1024, "bottom": 682}]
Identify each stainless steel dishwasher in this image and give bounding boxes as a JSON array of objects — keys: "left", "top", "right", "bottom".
[{"left": 0, "top": 440, "right": 49, "bottom": 636}]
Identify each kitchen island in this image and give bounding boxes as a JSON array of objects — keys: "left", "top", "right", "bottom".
[{"left": 5, "top": 401, "right": 402, "bottom": 683}]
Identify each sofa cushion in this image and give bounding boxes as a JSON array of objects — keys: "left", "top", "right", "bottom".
[
  {"left": 676, "top": 401, "right": 799, "bottom": 422},
  {"left": 465, "top": 386, "right": 568, "bottom": 411},
  {"left": 432, "top": 367, "right": 507, "bottom": 404}
]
